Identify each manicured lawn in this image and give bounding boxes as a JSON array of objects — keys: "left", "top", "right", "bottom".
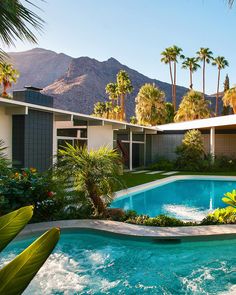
[{"left": 121, "top": 171, "right": 236, "bottom": 189}]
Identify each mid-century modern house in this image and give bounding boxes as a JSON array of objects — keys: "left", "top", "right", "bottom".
[{"left": 1, "top": 87, "right": 236, "bottom": 172}]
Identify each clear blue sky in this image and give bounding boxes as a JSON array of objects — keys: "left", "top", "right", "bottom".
[{"left": 5, "top": 0, "right": 236, "bottom": 94}]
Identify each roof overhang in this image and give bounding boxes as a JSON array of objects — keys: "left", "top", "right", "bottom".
[{"left": 157, "top": 114, "right": 236, "bottom": 131}]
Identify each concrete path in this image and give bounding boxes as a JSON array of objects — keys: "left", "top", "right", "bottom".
[
  {"left": 146, "top": 171, "right": 163, "bottom": 175},
  {"left": 132, "top": 170, "right": 149, "bottom": 174},
  {"left": 162, "top": 171, "right": 179, "bottom": 175}
]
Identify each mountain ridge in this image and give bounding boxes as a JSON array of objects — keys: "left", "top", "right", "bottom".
[{"left": 7, "top": 47, "right": 216, "bottom": 117}]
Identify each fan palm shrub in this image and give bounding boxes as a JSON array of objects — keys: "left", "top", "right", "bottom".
[
  {"left": 223, "top": 87, "right": 236, "bottom": 114},
  {"left": 55, "top": 145, "right": 123, "bottom": 216},
  {"left": 174, "top": 90, "right": 211, "bottom": 122},
  {"left": 135, "top": 83, "right": 166, "bottom": 126}
]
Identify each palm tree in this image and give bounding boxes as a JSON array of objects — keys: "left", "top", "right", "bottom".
[
  {"left": 174, "top": 90, "right": 211, "bottom": 122},
  {"left": 0, "top": 62, "right": 19, "bottom": 97},
  {"left": 171, "top": 45, "right": 184, "bottom": 111},
  {"left": 105, "top": 82, "right": 118, "bottom": 119},
  {"left": 196, "top": 48, "right": 213, "bottom": 97},
  {"left": 55, "top": 144, "right": 122, "bottom": 215},
  {"left": 0, "top": 1, "right": 43, "bottom": 61},
  {"left": 223, "top": 87, "right": 236, "bottom": 114},
  {"left": 135, "top": 83, "right": 166, "bottom": 126},
  {"left": 106, "top": 82, "right": 118, "bottom": 106},
  {"left": 161, "top": 47, "right": 174, "bottom": 107},
  {"left": 116, "top": 70, "right": 133, "bottom": 121},
  {"left": 182, "top": 57, "right": 200, "bottom": 89},
  {"left": 93, "top": 101, "right": 107, "bottom": 118},
  {"left": 212, "top": 56, "right": 229, "bottom": 116}
]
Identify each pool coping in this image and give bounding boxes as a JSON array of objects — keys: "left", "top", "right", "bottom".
[
  {"left": 114, "top": 174, "right": 236, "bottom": 199},
  {"left": 20, "top": 219, "right": 236, "bottom": 242},
  {"left": 18, "top": 175, "right": 236, "bottom": 242}
]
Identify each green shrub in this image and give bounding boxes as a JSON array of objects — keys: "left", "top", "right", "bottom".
[
  {"left": 175, "top": 129, "right": 205, "bottom": 171},
  {"left": 125, "top": 214, "right": 196, "bottom": 227},
  {"left": 149, "top": 157, "right": 174, "bottom": 171},
  {"left": 0, "top": 168, "right": 64, "bottom": 222}
]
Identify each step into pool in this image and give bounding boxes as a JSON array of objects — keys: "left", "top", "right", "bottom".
[
  {"left": 111, "top": 178, "right": 236, "bottom": 221},
  {"left": 1, "top": 231, "right": 236, "bottom": 294}
]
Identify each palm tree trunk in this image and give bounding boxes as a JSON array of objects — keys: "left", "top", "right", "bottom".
[
  {"left": 120, "top": 93, "right": 125, "bottom": 121},
  {"left": 2, "top": 81, "right": 8, "bottom": 97},
  {"left": 203, "top": 59, "right": 205, "bottom": 97},
  {"left": 90, "top": 193, "right": 106, "bottom": 215},
  {"left": 173, "top": 61, "right": 177, "bottom": 111},
  {"left": 168, "top": 61, "right": 174, "bottom": 110},
  {"left": 215, "top": 68, "right": 221, "bottom": 116},
  {"left": 190, "top": 69, "right": 193, "bottom": 89}
]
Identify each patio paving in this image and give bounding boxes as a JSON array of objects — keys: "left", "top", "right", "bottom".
[
  {"left": 146, "top": 171, "right": 163, "bottom": 175},
  {"left": 132, "top": 170, "right": 149, "bottom": 174},
  {"left": 162, "top": 171, "right": 179, "bottom": 175}
]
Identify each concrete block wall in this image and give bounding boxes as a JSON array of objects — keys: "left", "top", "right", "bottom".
[{"left": 150, "top": 132, "right": 236, "bottom": 163}]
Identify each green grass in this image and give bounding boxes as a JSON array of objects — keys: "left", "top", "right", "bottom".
[{"left": 121, "top": 171, "right": 236, "bottom": 189}]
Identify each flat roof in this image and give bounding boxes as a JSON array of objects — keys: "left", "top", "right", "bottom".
[
  {"left": 0, "top": 97, "right": 157, "bottom": 133},
  {"left": 157, "top": 114, "right": 236, "bottom": 131}
]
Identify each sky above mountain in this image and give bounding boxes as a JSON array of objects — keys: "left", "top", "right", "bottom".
[{"left": 4, "top": 0, "right": 236, "bottom": 94}]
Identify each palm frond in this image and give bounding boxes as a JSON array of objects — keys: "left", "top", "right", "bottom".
[{"left": 0, "top": 0, "right": 44, "bottom": 46}]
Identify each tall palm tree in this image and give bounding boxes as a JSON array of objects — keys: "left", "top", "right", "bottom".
[
  {"left": 0, "top": 62, "right": 19, "bottom": 97},
  {"left": 106, "top": 82, "right": 118, "bottom": 107},
  {"left": 135, "top": 83, "right": 166, "bottom": 126},
  {"left": 116, "top": 70, "right": 133, "bottom": 121},
  {"left": 0, "top": 1, "right": 44, "bottom": 61},
  {"left": 212, "top": 56, "right": 229, "bottom": 116},
  {"left": 55, "top": 144, "right": 122, "bottom": 216},
  {"left": 105, "top": 82, "right": 118, "bottom": 119},
  {"left": 161, "top": 47, "right": 174, "bottom": 107},
  {"left": 171, "top": 45, "right": 184, "bottom": 111},
  {"left": 223, "top": 87, "right": 236, "bottom": 114},
  {"left": 174, "top": 90, "right": 211, "bottom": 122},
  {"left": 182, "top": 57, "right": 200, "bottom": 89},
  {"left": 196, "top": 48, "right": 213, "bottom": 97}
]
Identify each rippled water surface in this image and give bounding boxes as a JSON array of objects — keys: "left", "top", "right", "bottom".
[
  {"left": 1, "top": 232, "right": 236, "bottom": 294},
  {"left": 111, "top": 179, "right": 236, "bottom": 221}
]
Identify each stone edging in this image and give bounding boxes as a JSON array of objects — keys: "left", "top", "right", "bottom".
[{"left": 19, "top": 219, "right": 236, "bottom": 242}]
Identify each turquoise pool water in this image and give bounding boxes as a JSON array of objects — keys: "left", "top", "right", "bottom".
[
  {"left": 111, "top": 179, "right": 236, "bottom": 221},
  {"left": 1, "top": 232, "right": 236, "bottom": 294}
]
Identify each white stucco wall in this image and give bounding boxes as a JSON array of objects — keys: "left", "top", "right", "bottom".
[
  {"left": 0, "top": 106, "right": 12, "bottom": 161},
  {"left": 87, "top": 125, "right": 113, "bottom": 150}
]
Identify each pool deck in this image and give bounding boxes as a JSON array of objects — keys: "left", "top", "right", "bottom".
[
  {"left": 20, "top": 219, "right": 236, "bottom": 242},
  {"left": 18, "top": 175, "right": 236, "bottom": 242}
]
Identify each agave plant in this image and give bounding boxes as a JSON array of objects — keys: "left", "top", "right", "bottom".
[
  {"left": 222, "top": 190, "right": 236, "bottom": 207},
  {"left": 0, "top": 206, "right": 60, "bottom": 294}
]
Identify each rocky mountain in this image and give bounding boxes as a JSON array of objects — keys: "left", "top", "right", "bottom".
[
  {"left": 8, "top": 48, "right": 217, "bottom": 118},
  {"left": 8, "top": 48, "right": 72, "bottom": 90}
]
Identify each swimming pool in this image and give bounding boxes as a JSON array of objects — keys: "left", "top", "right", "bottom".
[
  {"left": 1, "top": 231, "right": 236, "bottom": 294},
  {"left": 111, "top": 178, "right": 236, "bottom": 221}
]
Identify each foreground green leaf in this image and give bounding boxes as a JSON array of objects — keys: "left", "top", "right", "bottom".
[
  {"left": 0, "top": 206, "right": 34, "bottom": 252},
  {"left": 0, "top": 227, "right": 60, "bottom": 295}
]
